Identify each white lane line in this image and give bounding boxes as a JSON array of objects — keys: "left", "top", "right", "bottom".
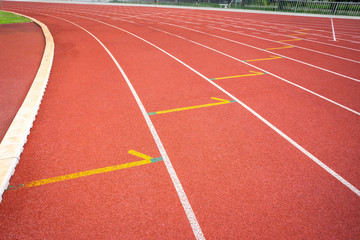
[
  {"left": 41, "top": 11, "right": 360, "bottom": 197},
  {"left": 331, "top": 18, "right": 337, "bottom": 42},
  {"left": 42, "top": 13, "right": 205, "bottom": 240}
]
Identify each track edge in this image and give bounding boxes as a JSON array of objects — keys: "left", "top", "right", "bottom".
[{"left": 0, "top": 11, "right": 54, "bottom": 203}]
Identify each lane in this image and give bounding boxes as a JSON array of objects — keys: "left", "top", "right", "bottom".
[
  {"left": 0, "top": 22, "right": 44, "bottom": 141},
  {"left": 23, "top": 6, "right": 360, "bottom": 238},
  {"left": 0, "top": 11, "right": 197, "bottom": 239}
]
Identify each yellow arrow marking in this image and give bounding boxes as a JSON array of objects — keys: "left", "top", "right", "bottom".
[
  {"left": 128, "top": 150, "right": 153, "bottom": 162},
  {"left": 148, "top": 97, "right": 235, "bottom": 115},
  {"left": 278, "top": 38, "right": 302, "bottom": 42},
  {"left": 6, "top": 150, "right": 162, "bottom": 191},
  {"left": 244, "top": 55, "right": 283, "bottom": 62},
  {"left": 210, "top": 71, "right": 266, "bottom": 80},
  {"left": 265, "top": 45, "right": 295, "bottom": 51}
]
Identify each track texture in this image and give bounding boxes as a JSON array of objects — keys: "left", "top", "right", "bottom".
[
  {"left": 1, "top": 1, "right": 359, "bottom": 239},
  {"left": 0, "top": 22, "right": 44, "bottom": 141}
]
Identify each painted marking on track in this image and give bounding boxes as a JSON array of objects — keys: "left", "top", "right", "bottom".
[
  {"left": 148, "top": 97, "right": 236, "bottom": 116},
  {"left": 265, "top": 45, "right": 295, "bottom": 51},
  {"left": 244, "top": 55, "right": 283, "bottom": 62},
  {"left": 6, "top": 150, "right": 163, "bottom": 191},
  {"left": 278, "top": 38, "right": 302, "bottom": 43},
  {"left": 128, "top": 149, "right": 163, "bottom": 163},
  {"left": 289, "top": 32, "right": 308, "bottom": 36},
  {"left": 210, "top": 71, "right": 266, "bottom": 80},
  {"left": 331, "top": 18, "right": 337, "bottom": 42}
]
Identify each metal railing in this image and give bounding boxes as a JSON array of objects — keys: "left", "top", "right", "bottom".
[
  {"left": 62, "top": 0, "right": 360, "bottom": 16},
  {"left": 276, "top": 1, "right": 360, "bottom": 16}
]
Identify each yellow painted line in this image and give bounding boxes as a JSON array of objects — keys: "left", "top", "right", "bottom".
[
  {"left": 6, "top": 150, "right": 161, "bottom": 191},
  {"left": 148, "top": 97, "right": 235, "bottom": 115},
  {"left": 244, "top": 55, "right": 283, "bottom": 62},
  {"left": 278, "top": 38, "right": 302, "bottom": 43},
  {"left": 289, "top": 32, "right": 307, "bottom": 36},
  {"left": 265, "top": 45, "right": 295, "bottom": 51},
  {"left": 211, "top": 71, "right": 265, "bottom": 80},
  {"left": 128, "top": 150, "right": 153, "bottom": 161}
]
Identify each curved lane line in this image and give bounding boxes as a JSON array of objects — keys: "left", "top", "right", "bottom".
[
  {"left": 39, "top": 14, "right": 205, "bottom": 240},
  {"left": 0, "top": 11, "right": 54, "bottom": 202}
]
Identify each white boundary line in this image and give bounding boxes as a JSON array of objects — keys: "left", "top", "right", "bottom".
[
  {"left": 35, "top": 10, "right": 360, "bottom": 197},
  {"left": 0, "top": 11, "right": 54, "bottom": 202},
  {"left": 41, "top": 13, "right": 205, "bottom": 240},
  {"left": 331, "top": 18, "right": 337, "bottom": 42}
]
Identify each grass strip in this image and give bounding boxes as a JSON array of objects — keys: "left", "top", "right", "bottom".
[{"left": 0, "top": 11, "right": 31, "bottom": 24}]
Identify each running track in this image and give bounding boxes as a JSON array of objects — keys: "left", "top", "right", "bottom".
[{"left": 1, "top": 1, "right": 360, "bottom": 239}]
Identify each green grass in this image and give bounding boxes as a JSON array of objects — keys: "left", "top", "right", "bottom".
[{"left": 0, "top": 11, "right": 31, "bottom": 24}]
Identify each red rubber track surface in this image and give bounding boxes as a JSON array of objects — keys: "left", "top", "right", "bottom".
[
  {"left": 0, "top": 22, "right": 44, "bottom": 141},
  {"left": 1, "top": 2, "right": 359, "bottom": 239}
]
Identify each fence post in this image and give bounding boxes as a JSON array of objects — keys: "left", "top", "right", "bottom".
[{"left": 334, "top": 3, "right": 339, "bottom": 14}]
